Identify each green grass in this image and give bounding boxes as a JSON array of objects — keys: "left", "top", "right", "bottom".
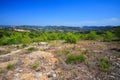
[
  {"left": 22, "top": 44, "right": 27, "bottom": 48},
  {"left": 82, "top": 50, "right": 89, "bottom": 55},
  {"left": 61, "top": 49, "right": 69, "bottom": 55},
  {"left": 31, "top": 62, "right": 39, "bottom": 70},
  {"left": 66, "top": 55, "right": 85, "bottom": 64},
  {"left": 0, "top": 68, "right": 3, "bottom": 73},
  {"left": 7, "top": 63, "right": 15, "bottom": 70},
  {"left": 28, "top": 47, "right": 36, "bottom": 51},
  {"left": 99, "top": 58, "right": 110, "bottom": 72}
]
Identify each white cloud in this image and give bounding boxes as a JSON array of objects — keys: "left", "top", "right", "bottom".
[
  {"left": 78, "top": 18, "right": 120, "bottom": 26},
  {"left": 103, "top": 18, "right": 119, "bottom": 22},
  {"left": 40, "top": 18, "right": 120, "bottom": 26}
]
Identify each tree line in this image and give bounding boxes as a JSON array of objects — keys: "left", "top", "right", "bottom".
[{"left": 0, "top": 27, "right": 120, "bottom": 45}]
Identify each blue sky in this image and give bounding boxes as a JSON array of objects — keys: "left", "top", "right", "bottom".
[{"left": 0, "top": 0, "right": 120, "bottom": 26}]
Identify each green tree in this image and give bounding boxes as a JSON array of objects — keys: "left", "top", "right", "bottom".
[
  {"left": 115, "top": 26, "right": 120, "bottom": 39},
  {"left": 65, "top": 32, "right": 78, "bottom": 44},
  {"left": 86, "top": 31, "right": 99, "bottom": 40},
  {"left": 103, "top": 31, "right": 115, "bottom": 42},
  {"left": 0, "top": 35, "right": 10, "bottom": 45},
  {"left": 22, "top": 33, "right": 32, "bottom": 44}
]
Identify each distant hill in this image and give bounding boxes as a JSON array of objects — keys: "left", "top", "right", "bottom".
[{"left": 0, "top": 25, "right": 119, "bottom": 32}]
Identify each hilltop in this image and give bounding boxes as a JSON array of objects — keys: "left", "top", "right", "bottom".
[{"left": 0, "top": 26, "right": 120, "bottom": 80}]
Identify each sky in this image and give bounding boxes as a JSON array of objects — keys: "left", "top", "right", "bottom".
[{"left": 0, "top": 0, "right": 120, "bottom": 26}]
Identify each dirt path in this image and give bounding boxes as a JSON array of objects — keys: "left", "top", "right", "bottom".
[{"left": 0, "top": 46, "right": 34, "bottom": 58}]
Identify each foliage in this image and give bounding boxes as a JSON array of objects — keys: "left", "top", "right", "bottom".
[
  {"left": 99, "top": 58, "right": 110, "bottom": 72},
  {"left": 7, "top": 63, "right": 15, "bottom": 70},
  {"left": 0, "top": 29, "right": 118, "bottom": 46},
  {"left": 28, "top": 47, "right": 36, "bottom": 51},
  {"left": 65, "top": 32, "right": 78, "bottom": 43},
  {"left": 86, "top": 31, "right": 99, "bottom": 40},
  {"left": 21, "top": 33, "right": 32, "bottom": 44},
  {"left": 114, "top": 26, "right": 120, "bottom": 39},
  {"left": 31, "top": 62, "right": 39, "bottom": 70},
  {"left": 0, "top": 36, "right": 10, "bottom": 45},
  {"left": 61, "top": 49, "right": 69, "bottom": 55},
  {"left": 103, "top": 31, "right": 115, "bottom": 42},
  {"left": 22, "top": 44, "right": 27, "bottom": 48},
  {"left": 0, "top": 31, "right": 32, "bottom": 45},
  {"left": 66, "top": 55, "right": 85, "bottom": 64},
  {"left": 82, "top": 50, "right": 89, "bottom": 54}
]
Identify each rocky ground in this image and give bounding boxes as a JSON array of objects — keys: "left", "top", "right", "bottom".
[{"left": 0, "top": 40, "right": 120, "bottom": 80}]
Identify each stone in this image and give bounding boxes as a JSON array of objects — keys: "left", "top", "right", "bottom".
[
  {"left": 47, "top": 72, "right": 53, "bottom": 78},
  {"left": 53, "top": 74, "right": 57, "bottom": 77},
  {"left": 117, "top": 58, "right": 120, "bottom": 61},
  {"left": 14, "top": 73, "right": 20, "bottom": 77},
  {"left": 50, "top": 57, "right": 58, "bottom": 64},
  {"left": 35, "top": 72, "right": 42, "bottom": 78},
  {"left": 81, "top": 48, "right": 86, "bottom": 51}
]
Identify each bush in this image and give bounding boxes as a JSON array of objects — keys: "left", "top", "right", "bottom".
[
  {"left": 28, "top": 47, "right": 36, "bottom": 51},
  {"left": 65, "top": 32, "right": 78, "bottom": 44},
  {"left": 7, "top": 63, "right": 15, "bottom": 70},
  {"left": 115, "top": 26, "right": 120, "bottom": 39},
  {"left": 66, "top": 55, "right": 85, "bottom": 64},
  {"left": 31, "top": 62, "right": 39, "bottom": 70},
  {"left": 103, "top": 31, "right": 115, "bottom": 42},
  {"left": 76, "top": 55, "right": 85, "bottom": 62},
  {"left": 82, "top": 50, "right": 89, "bottom": 55},
  {"left": 86, "top": 31, "right": 99, "bottom": 40},
  {"left": 99, "top": 58, "right": 110, "bottom": 72},
  {"left": 22, "top": 44, "right": 27, "bottom": 48}
]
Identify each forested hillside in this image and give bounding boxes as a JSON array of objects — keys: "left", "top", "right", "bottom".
[{"left": 0, "top": 26, "right": 120, "bottom": 45}]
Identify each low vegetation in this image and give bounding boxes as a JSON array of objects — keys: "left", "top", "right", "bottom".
[
  {"left": 66, "top": 55, "right": 85, "bottom": 64},
  {"left": 28, "top": 47, "right": 36, "bottom": 51},
  {"left": 31, "top": 62, "right": 39, "bottom": 70},
  {"left": 99, "top": 58, "right": 110, "bottom": 72},
  {"left": 0, "top": 27, "right": 119, "bottom": 46},
  {"left": 22, "top": 44, "right": 27, "bottom": 48},
  {"left": 0, "top": 68, "right": 3, "bottom": 73},
  {"left": 61, "top": 49, "right": 69, "bottom": 55},
  {"left": 82, "top": 50, "right": 89, "bottom": 55},
  {"left": 65, "top": 32, "right": 78, "bottom": 43},
  {"left": 7, "top": 63, "right": 16, "bottom": 70}
]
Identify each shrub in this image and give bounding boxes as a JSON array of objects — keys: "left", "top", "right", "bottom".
[
  {"left": 0, "top": 36, "right": 10, "bottom": 45},
  {"left": 66, "top": 55, "right": 75, "bottom": 63},
  {"left": 65, "top": 33, "right": 78, "bottom": 44},
  {"left": 61, "top": 49, "right": 69, "bottom": 55},
  {"left": 99, "top": 58, "right": 110, "bottom": 72},
  {"left": 28, "top": 47, "right": 36, "bottom": 51},
  {"left": 31, "top": 62, "right": 39, "bottom": 70},
  {"left": 103, "top": 31, "right": 115, "bottom": 42},
  {"left": 115, "top": 26, "right": 120, "bottom": 39},
  {"left": 66, "top": 55, "right": 85, "bottom": 64},
  {"left": 82, "top": 50, "right": 89, "bottom": 55},
  {"left": 22, "top": 44, "right": 27, "bottom": 48},
  {"left": 7, "top": 63, "right": 15, "bottom": 70},
  {"left": 76, "top": 55, "right": 85, "bottom": 62},
  {"left": 86, "top": 31, "right": 99, "bottom": 40}
]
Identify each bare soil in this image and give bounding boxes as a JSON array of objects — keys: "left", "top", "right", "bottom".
[{"left": 0, "top": 40, "right": 120, "bottom": 80}]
